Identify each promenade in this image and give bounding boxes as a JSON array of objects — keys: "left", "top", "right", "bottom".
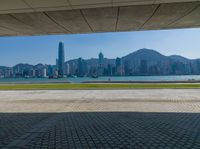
[{"left": 0, "top": 89, "right": 200, "bottom": 148}]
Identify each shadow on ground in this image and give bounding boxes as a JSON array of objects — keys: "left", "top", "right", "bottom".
[{"left": 1, "top": 112, "right": 200, "bottom": 149}]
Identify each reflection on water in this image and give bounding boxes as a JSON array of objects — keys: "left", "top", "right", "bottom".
[{"left": 0, "top": 75, "right": 200, "bottom": 83}]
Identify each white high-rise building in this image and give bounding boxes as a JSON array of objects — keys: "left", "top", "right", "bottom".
[{"left": 42, "top": 68, "right": 47, "bottom": 78}]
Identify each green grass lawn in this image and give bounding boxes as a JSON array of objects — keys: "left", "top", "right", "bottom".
[{"left": 0, "top": 83, "right": 200, "bottom": 90}]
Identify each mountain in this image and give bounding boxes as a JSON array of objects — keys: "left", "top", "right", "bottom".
[
  {"left": 122, "top": 48, "right": 167, "bottom": 62},
  {"left": 13, "top": 63, "right": 34, "bottom": 70},
  {"left": 168, "top": 55, "right": 190, "bottom": 63},
  {"left": 121, "top": 48, "right": 168, "bottom": 68},
  {"left": 34, "top": 63, "right": 45, "bottom": 69},
  {"left": 120, "top": 49, "right": 199, "bottom": 75},
  {"left": 63, "top": 48, "right": 200, "bottom": 76}
]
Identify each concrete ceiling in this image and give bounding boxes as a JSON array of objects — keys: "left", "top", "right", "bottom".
[{"left": 0, "top": 0, "right": 199, "bottom": 36}]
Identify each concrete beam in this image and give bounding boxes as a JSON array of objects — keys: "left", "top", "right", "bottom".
[
  {"left": 0, "top": 0, "right": 198, "bottom": 14},
  {"left": 11, "top": 12, "right": 68, "bottom": 34},
  {"left": 0, "top": 0, "right": 30, "bottom": 11},
  {"left": 46, "top": 10, "right": 92, "bottom": 34},
  {"left": 117, "top": 5, "right": 158, "bottom": 31},
  {"left": 0, "top": 26, "right": 17, "bottom": 36},
  {"left": 0, "top": 1, "right": 199, "bottom": 36},
  {"left": 113, "top": 0, "right": 155, "bottom": 7},
  {"left": 69, "top": 0, "right": 112, "bottom": 9},
  {"left": 167, "top": 5, "right": 200, "bottom": 29},
  {"left": 24, "top": 0, "right": 71, "bottom": 11},
  {"left": 0, "top": 14, "right": 38, "bottom": 35},
  {"left": 82, "top": 7, "right": 118, "bottom": 32},
  {"left": 142, "top": 2, "right": 198, "bottom": 30},
  {"left": 155, "top": 0, "right": 198, "bottom": 4}
]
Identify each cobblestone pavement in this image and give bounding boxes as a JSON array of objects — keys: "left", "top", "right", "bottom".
[
  {"left": 0, "top": 90, "right": 200, "bottom": 149},
  {"left": 1, "top": 112, "right": 200, "bottom": 149}
]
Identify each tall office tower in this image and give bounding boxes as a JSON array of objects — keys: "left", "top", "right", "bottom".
[
  {"left": 98, "top": 52, "right": 104, "bottom": 76},
  {"left": 115, "top": 57, "right": 122, "bottom": 75},
  {"left": 77, "top": 57, "right": 88, "bottom": 77},
  {"left": 58, "top": 42, "right": 65, "bottom": 77},
  {"left": 98, "top": 52, "right": 104, "bottom": 67}
]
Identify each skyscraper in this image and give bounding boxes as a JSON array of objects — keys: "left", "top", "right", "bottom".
[
  {"left": 115, "top": 57, "right": 122, "bottom": 75},
  {"left": 78, "top": 57, "right": 84, "bottom": 77},
  {"left": 98, "top": 52, "right": 104, "bottom": 67},
  {"left": 58, "top": 42, "right": 65, "bottom": 77},
  {"left": 98, "top": 52, "right": 104, "bottom": 76}
]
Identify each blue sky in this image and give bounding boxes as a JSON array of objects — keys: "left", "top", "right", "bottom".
[{"left": 0, "top": 28, "right": 200, "bottom": 67}]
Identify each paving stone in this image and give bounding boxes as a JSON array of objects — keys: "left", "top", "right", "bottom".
[{"left": 1, "top": 110, "right": 200, "bottom": 148}]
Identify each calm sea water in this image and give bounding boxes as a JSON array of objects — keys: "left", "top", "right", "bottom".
[{"left": 0, "top": 75, "right": 200, "bottom": 83}]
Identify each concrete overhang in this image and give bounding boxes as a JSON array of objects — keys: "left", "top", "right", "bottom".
[{"left": 0, "top": 0, "right": 199, "bottom": 36}]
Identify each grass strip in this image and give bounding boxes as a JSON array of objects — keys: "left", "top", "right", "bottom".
[{"left": 0, "top": 83, "right": 200, "bottom": 90}]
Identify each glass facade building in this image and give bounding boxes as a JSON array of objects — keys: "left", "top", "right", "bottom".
[{"left": 58, "top": 42, "right": 65, "bottom": 77}]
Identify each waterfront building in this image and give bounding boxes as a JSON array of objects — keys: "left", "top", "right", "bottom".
[
  {"left": 52, "top": 65, "right": 58, "bottom": 77},
  {"left": 58, "top": 42, "right": 65, "bottom": 77},
  {"left": 116, "top": 57, "right": 121, "bottom": 68},
  {"left": 98, "top": 52, "right": 104, "bottom": 76},
  {"left": 69, "top": 62, "right": 76, "bottom": 76},
  {"left": 42, "top": 68, "right": 47, "bottom": 78},
  {"left": 98, "top": 52, "right": 104, "bottom": 67},
  {"left": 140, "top": 60, "right": 148, "bottom": 74},
  {"left": 4, "top": 68, "right": 13, "bottom": 78},
  {"left": 115, "top": 57, "right": 122, "bottom": 75},
  {"left": 32, "top": 69, "right": 36, "bottom": 77},
  {"left": 107, "top": 64, "right": 112, "bottom": 76},
  {"left": 56, "top": 59, "right": 58, "bottom": 68},
  {"left": 64, "top": 63, "right": 70, "bottom": 76},
  {"left": 124, "top": 60, "right": 130, "bottom": 76},
  {"left": 77, "top": 57, "right": 87, "bottom": 77}
]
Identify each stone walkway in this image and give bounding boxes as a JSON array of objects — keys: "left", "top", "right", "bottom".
[
  {"left": 0, "top": 89, "right": 200, "bottom": 148},
  {"left": 1, "top": 112, "right": 200, "bottom": 149}
]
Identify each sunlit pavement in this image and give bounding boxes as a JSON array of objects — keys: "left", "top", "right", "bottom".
[{"left": 1, "top": 89, "right": 200, "bottom": 149}]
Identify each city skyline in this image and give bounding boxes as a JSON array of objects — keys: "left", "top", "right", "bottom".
[
  {"left": 0, "top": 28, "right": 200, "bottom": 66},
  {"left": 2, "top": 47, "right": 200, "bottom": 79}
]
